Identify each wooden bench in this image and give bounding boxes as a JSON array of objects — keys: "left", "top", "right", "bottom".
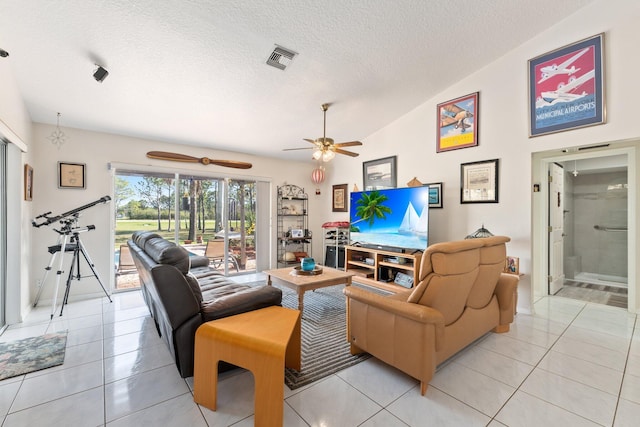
[{"left": 193, "top": 306, "right": 301, "bottom": 426}]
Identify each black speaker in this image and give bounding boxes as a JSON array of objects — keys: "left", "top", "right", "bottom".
[
  {"left": 324, "top": 246, "right": 345, "bottom": 269},
  {"left": 93, "top": 66, "right": 109, "bottom": 82}
]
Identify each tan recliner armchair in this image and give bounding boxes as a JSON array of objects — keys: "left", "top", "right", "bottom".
[{"left": 343, "top": 236, "right": 518, "bottom": 395}]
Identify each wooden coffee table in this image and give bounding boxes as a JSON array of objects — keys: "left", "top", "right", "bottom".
[{"left": 264, "top": 266, "right": 354, "bottom": 311}]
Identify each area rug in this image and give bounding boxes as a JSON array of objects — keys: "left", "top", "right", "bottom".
[
  {"left": 246, "top": 281, "right": 370, "bottom": 389},
  {"left": 0, "top": 332, "right": 67, "bottom": 380}
]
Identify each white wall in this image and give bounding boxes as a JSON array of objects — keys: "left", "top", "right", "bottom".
[
  {"left": 322, "top": 0, "right": 640, "bottom": 313},
  {"left": 28, "top": 123, "right": 324, "bottom": 316}
]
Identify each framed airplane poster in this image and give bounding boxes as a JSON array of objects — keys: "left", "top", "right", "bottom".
[
  {"left": 528, "top": 33, "right": 605, "bottom": 137},
  {"left": 436, "top": 92, "right": 479, "bottom": 152}
]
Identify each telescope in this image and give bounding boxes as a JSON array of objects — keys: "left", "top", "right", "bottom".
[
  {"left": 33, "top": 195, "right": 112, "bottom": 318},
  {"left": 32, "top": 196, "right": 111, "bottom": 228}
]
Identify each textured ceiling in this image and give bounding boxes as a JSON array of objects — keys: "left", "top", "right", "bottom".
[{"left": 0, "top": 0, "right": 594, "bottom": 161}]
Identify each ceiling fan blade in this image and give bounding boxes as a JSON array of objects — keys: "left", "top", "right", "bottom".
[
  {"left": 303, "top": 138, "right": 319, "bottom": 145},
  {"left": 283, "top": 147, "right": 313, "bottom": 151},
  {"left": 208, "top": 159, "right": 253, "bottom": 169},
  {"left": 334, "top": 148, "right": 360, "bottom": 157},
  {"left": 147, "top": 151, "right": 200, "bottom": 163},
  {"left": 147, "top": 151, "right": 252, "bottom": 169},
  {"left": 334, "top": 141, "right": 363, "bottom": 147}
]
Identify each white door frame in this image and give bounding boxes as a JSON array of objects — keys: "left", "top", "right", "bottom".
[
  {"left": 548, "top": 162, "right": 565, "bottom": 295},
  {"left": 532, "top": 144, "right": 637, "bottom": 313}
]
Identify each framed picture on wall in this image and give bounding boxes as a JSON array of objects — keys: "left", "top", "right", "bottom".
[
  {"left": 460, "top": 158, "right": 499, "bottom": 203},
  {"left": 425, "top": 182, "right": 443, "bottom": 208},
  {"left": 436, "top": 92, "right": 479, "bottom": 152},
  {"left": 332, "top": 184, "right": 348, "bottom": 212},
  {"left": 58, "top": 162, "right": 86, "bottom": 189},
  {"left": 528, "top": 33, "right": 605, "bottom": 137},
  {"left": 363, "top": 156, "right": 397, "bottom": 190}
]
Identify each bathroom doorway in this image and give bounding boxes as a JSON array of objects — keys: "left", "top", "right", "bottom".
[
  {"left": 553, "top": 155, "right": 628, "bottom": 308},
  {"left": 532, "top": 142, "right": 636, "bottom": 312}
]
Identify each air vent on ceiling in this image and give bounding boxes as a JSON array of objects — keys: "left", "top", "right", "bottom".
[{"left": 266, "top": 45, "right": 298, "bottom": 70}]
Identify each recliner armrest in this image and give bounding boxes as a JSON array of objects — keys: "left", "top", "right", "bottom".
[
  {"left": 343, "top": 286, "right": 445, "bottom": 346},
  {"left": 494, "top": 273, "right": 519, "bottom": 324}
]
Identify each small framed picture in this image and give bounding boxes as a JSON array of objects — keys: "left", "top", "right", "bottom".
[
  {"left": 425, "top": 182, "right": 443, "bottom": 209},
  {"left": 504, "top": 256, "right": 520, "bottom": 275},
  {"left": 58, "top": 162, "right": 86, "bottom": 189},
  {"left": 460, "top": 159, "right": 499, "bottom": 204},
  {"left": 363, "top": 156, "right": 397, "bottom": 191},
  {"left": 332, "top": 184, "right": 348, "bottom": 212},
  {"left": 437, "top": 92, "right": 479, "bottom": 152},
  {"left": 24, "top": 164, "right": 34, "bottom": 201},
  {"left": 291, "top": 229, "right": 304, "bottom": 238}
]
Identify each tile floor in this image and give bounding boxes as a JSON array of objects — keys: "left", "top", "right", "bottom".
[{"left": 1, "top": 282, "right": 640, "bottom": 426}]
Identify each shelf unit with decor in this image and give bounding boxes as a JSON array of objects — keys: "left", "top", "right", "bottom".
[
  {"left": 322, "top": 222, "right": 350, "bottom": 270},
  {"left": 277, "top": 184, "right": 311, "bottom": 268},
  {"left": 344, "top": 245, "right": 422, "bottom": 293}
]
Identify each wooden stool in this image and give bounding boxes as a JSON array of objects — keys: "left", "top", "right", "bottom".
[{"left": 193, "top": 306, "right": 301, "bottom": 426}]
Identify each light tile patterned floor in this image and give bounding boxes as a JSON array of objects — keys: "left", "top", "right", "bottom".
[{"left": 1, "top": 281, "right": 639, "bottom": 426}]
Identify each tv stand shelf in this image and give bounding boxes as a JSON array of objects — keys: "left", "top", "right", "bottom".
[{"left": 345, "top": 245, "right": 422, "bottom": 293}]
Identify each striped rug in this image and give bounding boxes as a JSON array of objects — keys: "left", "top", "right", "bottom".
[
  {"left": 281, "top": 284, "right": 370, "bottom": 389},
  {"left": 246, "top": 281, "right": 370, "bottom": 389}
]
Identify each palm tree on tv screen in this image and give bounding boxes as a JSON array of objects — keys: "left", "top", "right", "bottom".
[{"left": 351, "top": 191, "right": 392, "bottom": 229}]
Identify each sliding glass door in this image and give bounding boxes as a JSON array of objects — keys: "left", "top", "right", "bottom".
[
  {"left": 0, "top": 140, "right": 6, "bottom": 331},
  {"left": 114, "top": 170, "right": 259, "bottom": 291}
]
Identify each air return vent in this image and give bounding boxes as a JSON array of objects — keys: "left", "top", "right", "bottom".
[{"left": 266, "top": 45, "right": 298, "bottom": 70}]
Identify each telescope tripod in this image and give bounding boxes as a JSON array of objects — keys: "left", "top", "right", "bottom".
[{"left": 34, "top": 218, "right": 112, "bottom": 319}]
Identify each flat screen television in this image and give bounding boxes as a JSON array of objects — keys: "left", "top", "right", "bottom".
[{"left": 349, "top": 186, "right": 429, "bottom": 252}]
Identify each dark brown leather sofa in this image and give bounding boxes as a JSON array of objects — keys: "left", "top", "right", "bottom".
[{"left": 128, "top": 231, "right": 282, "bottom": 377}]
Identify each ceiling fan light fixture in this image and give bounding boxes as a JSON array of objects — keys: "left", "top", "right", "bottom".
[
  {"left": 312, "top": 149, "right": 323, "bottom": 160},
  {"left": 322, "top": 150, "right": 336, "bottom": 162}
]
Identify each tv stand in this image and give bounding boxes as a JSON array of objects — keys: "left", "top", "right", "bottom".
[{"left": 345, "top": 245, "right": 422, "bottom": 293}]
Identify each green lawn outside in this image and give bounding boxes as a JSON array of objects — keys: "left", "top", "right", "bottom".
[{"left": 115, "top": 219, "right": 249, "bottom": 248}]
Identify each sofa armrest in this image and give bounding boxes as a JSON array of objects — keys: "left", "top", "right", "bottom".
[
  {"left": 150, "top": 265, "right": 201, "bottom": 329},
  {"left": 343, "top": 286, "right": 445, "bottom": 348},
  {"left": 494, "top": 273, "right": 519, "bottom": 325},
  {"left": 200, "top": 286, "right": 283, "bottom": 321},
  {"left": 189, "top": 255, "right": 210, "bottom": 268}
]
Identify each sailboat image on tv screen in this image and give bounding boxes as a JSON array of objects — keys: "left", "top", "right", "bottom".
[
  {"left": 398, "top": 201, "right": 428, "bottom": 238},
  {"left": 349, "top": 186, "right": 430, "bottom": 250}
]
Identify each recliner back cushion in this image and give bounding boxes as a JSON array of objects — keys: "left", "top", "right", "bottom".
[
  {"left": 145, "top": 237, "right": 191, "bottom": 274},
  {"left": 466, "top": 243, "right": 506, "bottom": 309},
  {"left": 409, "top": 249, "right": 481, "bottom": 325},
  {"left": 133, "top": 231, "right": 162, "bottom": 249}
]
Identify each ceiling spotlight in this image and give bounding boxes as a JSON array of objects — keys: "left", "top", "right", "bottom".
[
  {"left": 0, "top": 48, "right": 9, "bottom": 58},
  {"left": 93, "top": 65, "right": 109, "bottom": 82}
]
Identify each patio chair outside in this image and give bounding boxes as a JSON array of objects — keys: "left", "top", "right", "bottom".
[
  {"left": 117, "top": 244, "right": 137, "bottom": 275},
  {"left": 204, "top": 239, "right": 240, "bottom": 272}
]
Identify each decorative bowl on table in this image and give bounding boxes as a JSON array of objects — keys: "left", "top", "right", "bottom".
[
  {"left": 291, "top": 266, "right": 323, "bottom": 276},
  {"left": 301, "top": 257, "right": 316, "bottom": 271}
]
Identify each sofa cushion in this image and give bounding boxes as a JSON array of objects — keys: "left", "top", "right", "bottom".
[
  {"left": 145, "top": 237, "right": 191, "bottom": 274},
  {"left": 132, "top": 231, "right": 162, "bottom": 249},
  {"left": 185, "top": 273, "right": 203, "bottom": 303}
]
